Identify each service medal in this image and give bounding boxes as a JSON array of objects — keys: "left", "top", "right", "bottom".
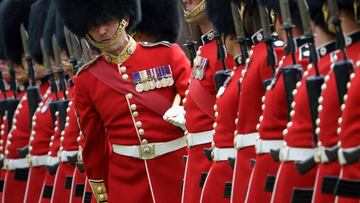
[{"left": 135, "top": 83, "right": 144, "bottom": 93}]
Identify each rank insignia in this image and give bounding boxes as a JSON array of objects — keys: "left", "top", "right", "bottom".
[
  {"left": 192, "top": 55, "right": 209, "bottom": 80},
  {"left": 132, "top": 65, "right": 174, "bottom": 93}
]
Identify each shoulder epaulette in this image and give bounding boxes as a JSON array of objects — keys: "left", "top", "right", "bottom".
[
  {"left": 76, "top": 54, "right": 102, "bottom": 76},
  {"left": 140, "top": 41, "right": 172, "bottom": 48}
]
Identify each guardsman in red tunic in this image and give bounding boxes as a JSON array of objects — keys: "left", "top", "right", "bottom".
[
  {"left": 180, "top": 0, "right": 236, "bottom": 202},
  {"left": 245, "top": 1, "right": 309, "bottom": 202},
  {"left": 23, "top": 1, "right": 58, "bottom": 202},
  {"left": 0, "top": 0, "right": 50, "bottom": 202},
  {"left": 198, "top": 0, "right": 244, "bottom": 202},
  {"left": 230, "top": 1, "right": 284, "bottom": 202},
  {"left": 270, "top": 0, "right": 339, "bottom": 202},
  {"left": 56, "top": 0, "right": 191, "bottom": 202},
  {"left": 38, "top": 4, "right": 73, "bottom": 202},
  {"left": 306, "top": 1, "right": 360, "bottom": 202},
  {"left": 336, "top": 56, "right": 360, "bottom": 202}
]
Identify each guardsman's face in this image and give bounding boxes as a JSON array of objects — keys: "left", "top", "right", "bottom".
[
  {"left": 13, "top": 63, "right": 28, "bottom": 84},
  {"left": 182, "top": 0, "right": 207, "bottom": 24},
  {"left": 88, "top": 19, "right": 119, "bottom": 45},
  {"left": 88, "top": 18, "right": 129, "bottom": 54},
  {"left": 0, "top": 59, "right": 10, "bottom": 82}
]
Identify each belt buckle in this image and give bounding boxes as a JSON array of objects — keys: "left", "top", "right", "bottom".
[
  {"left": 27, "top": 154, "right": 33, "bottom": 167},
  {"left": 139, "top": 139, "right": 156, "bottom": 160},
  {"left": 255, "top": 139, "right": 262, "bottom": 154}
]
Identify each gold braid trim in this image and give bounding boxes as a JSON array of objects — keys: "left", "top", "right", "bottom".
[
  {"left": 86, "top": 19, "right": 127, "bottom": 50},
  {"left": 184, "top": 0, "right": 206, "bottom": 20}
]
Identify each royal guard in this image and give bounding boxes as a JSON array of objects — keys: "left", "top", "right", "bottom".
[
  {"left": 306, "top": 0, "right": 360, "bottom": 202},
  {"left": 336, "top": 49, "right": 360, "bottom": 202},
  {"left": 0, "top": 0, "right": 50, "bottom": 202},
  {"left": 180, "top": 0, "right": 236, "bottom": 202},
  {"left": 23, "top": 0, "right": 58, "bottom": 202},
  {"left": 230, "top": 0, "right": 284, "bottom": 202},
  {"left": 244, "top": 0, "right": 308, "bottom": 202},
  {"left": 39, "top": 3, "right": 72, "bottom": 202},
  {"left": 197, "top": 0, "right": 243, "bottom": 202},
  {"left": 270, "top": 0, "right": 339, "bottom": 202},
  {"left": 56, "top": 0, "right": 191, "bottom": 202}
]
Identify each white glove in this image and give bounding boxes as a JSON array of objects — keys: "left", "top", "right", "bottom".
[{"left": 163, "top": 106, "right": 186, "bottom": 131}]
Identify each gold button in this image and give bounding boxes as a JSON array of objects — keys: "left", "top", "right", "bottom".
[
  {"left": 133, "top": 111, "right": 139, "bottom": 118},
  {"left": 136, "top": 121, "right": 142, "bottom": 128},
  {"left": 122, "top": 74, "right": 129, "bottom": 80},
  {"left": 213, "top": 105, "right": 218, "bottom": 111},
  {"left": 49, "top": 142, "right": 53, "bottom": 146},
  {"left": 139, "top": 129, "right": 145, "bottom": 135},
  {"left": 126, "top": 93, "right": 133, "bottom": 99},
  {"left": 119, "top": 66, "right": 127, "bottom": 73},
  {"left": 97, "top": 187, "right": 103, "bottom": 194},
  {"left": 141, "top": 139, "right": 148, "bottom": 145},
  {"left": 99, "top": 194, "right": 105, "bottom": 201},
  {"left": 185, "top": 90, "right": 189, "bottom": 96},
  {"left": 130, "top": 104, "right": 137, "bottom": 111}
]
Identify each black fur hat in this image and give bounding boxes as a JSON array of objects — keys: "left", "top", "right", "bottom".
[
  {"left": 55, "top": 0, "right": 141, "bottom": 38},
  {"left": 267, "top": 0, "right": 303, "bottom": 28},
  {"left": 0, "top": 0, "right": 35, "bottom": 64},
  {"left": 206, "top": 0, "right": 236, "bottom": 36},
  {"left": 0, "top": 0, "right": 5, "bottom": 60},
  {"left": 29, "top": 0, "right": 51, "bottom": 64},
  {"left": 134, "top": 0, "right": 180, "bottom": 43},
  {"left": 305, "top": 0, "right": 328, "bottom": 29}
]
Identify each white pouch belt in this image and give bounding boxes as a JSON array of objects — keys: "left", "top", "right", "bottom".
[
  {"left": 279, "top": 147, "right": 315, "bottom": 162},
  {"left": 212, "top": 147, "right": 236, "bottom": 162},
  {"left": 112, "top": 136, "right": 186, "bottom": 160},
  {"left": 5, "top": 158, "right": 29, "bottom": 170},
  {"left": 186, "top": 131, "right": 213, "bottom": 147},
  {"left": 28, "top": 155, "right": 48, "bottom": 167},
  {"left": 46, "top": 156, "right": 60, "bottom": 167},
  {"left": 234, "top": 132, "right": 259, "bottom": 150},
  {"left": 338, "top": 146, "right": 359, "bottom": 165},
  {"left": 60, "top": 150, "right": 79, "bottom": 162},
  {"left": 255, "top": 139, "right": 284, "bottom": 154}
]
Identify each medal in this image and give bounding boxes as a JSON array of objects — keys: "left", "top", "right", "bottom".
[{"left": 135, "top": 83, "right": 144, "bottom": 92}]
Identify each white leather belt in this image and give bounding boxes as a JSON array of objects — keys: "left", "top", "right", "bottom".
[
  {"left": 28, "top": 155, "right": 48, "bottom": 167},
  {"left": 186, "top": 131, "right": 213, "bottom": 147},
  {"left": 46, "top": 156, "right": 60, "bottom": 166},
  {"left": 338, "top": 146, "right": 359, "bottom": 165},
  {"left": 279, "top": 146, "right": 315, "bottom": 162},
  {"left": 4, "top": 158, "right": 29, "bottom": 170},
  {"left": 60, "top": 150, "right": 78, "bottom": 162},
  {"left": 211, "top": 147, "right": 236, "bottom": 162},
  {"left": 234, "top": 132, "right": 259, "bottom": 150},
  {"left": 255, "top": 139, "right": 284, "bottom": 154},
  {"left": 112, "top": 136, "right": 186, "bottom": 160}
]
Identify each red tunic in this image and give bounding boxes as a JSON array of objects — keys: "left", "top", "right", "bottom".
[
  {"left": 200, "top": 65, "right": 242, "bottom": 203},
  {"left": 246, "top": 45, "right": 308, "bottom": 203},
  {"left": 182, "top": 33, "right": 235, "bottom": 203},
  {"left": 3, "top": 82, "right": 49, "bottom": 203},
  {"left": 312, "top": 38, "right": 360, "bottom": 203},
  {"left": 74, "top": 40, "right": 191, "bottom": 203},
  {"left": 52, "top": 87, "right": 80, "bottom": 203},
  {"left": 272, "top": 41, "right": 337, "bottom": 203},
  {"left": 336, "top": 54, "right": 360, "bottom": 203},
  {"left": 24, "top": 88, "right": 56, "bottom": 203},
  {"left": 232, "top": 42, "right": 284, "bottom": 203},
  {"left": 0, "top": 89, "right": 12, "bottom": 201}
]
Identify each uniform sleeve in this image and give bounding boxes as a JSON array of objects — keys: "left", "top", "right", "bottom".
[
  {"left": 73, "top": 73, "right": 109, "bottom": 202},
  {"left": 170, "top": 44, "right": 191, "bottom": 98}
]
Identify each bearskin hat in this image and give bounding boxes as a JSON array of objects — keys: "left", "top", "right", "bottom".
[
  {"left": 0, "top": 0, "right": 5, "bottom": 60},
  {"left": 305, "top": 0, "right": 328, "bottom": 29},
  {"left": 266, "top": 0, "right": 302, "bottom": 28},
  {"left": 206, "top": 0, "right": 236, "bottom": 36},
  {"left": 29, "top": 0, "right": 51, "bottom": 64},
  {"left": 134, "top": 0, "right": 180, "bottom": 43},
  {"left": 55, "top": 5, "right": 68, "bottom": 54},
  {"left": 0, "top": 0, "right": 35, "bottom": 64},
  {"left": 55, "top": 0, "right": 141, "bottom": 38}
]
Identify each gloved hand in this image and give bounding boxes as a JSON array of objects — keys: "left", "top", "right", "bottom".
[{"left": 163, "top": 105, "right": 186, "bottom": 131}]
